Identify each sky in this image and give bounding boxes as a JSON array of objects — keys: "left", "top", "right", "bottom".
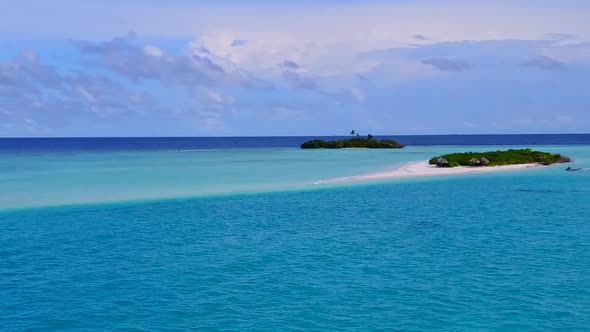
[{"left": 1, "top": 0, "right": 590, "bottom": 137}]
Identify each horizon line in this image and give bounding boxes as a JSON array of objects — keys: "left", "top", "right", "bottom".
[{"left": 1, "top": 133, "right": 590, "bottom": 139}]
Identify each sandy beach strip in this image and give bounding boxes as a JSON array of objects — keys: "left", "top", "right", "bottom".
[{"left": 316, "top": 160, "right": 541, "bottom": 184}]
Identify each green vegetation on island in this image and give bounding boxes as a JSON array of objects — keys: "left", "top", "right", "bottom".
[
  {"left": 429, "top": 149, "right": 571, "bottom": 168},
  {"left": 301, "top": 133, "right": 404, "bottom": 149}
]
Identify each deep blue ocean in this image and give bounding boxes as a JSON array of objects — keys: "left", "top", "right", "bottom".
[
  {"left": 2, "top": 134, "right": 590, "bottom": 153},
  {"left": 1, "top": 135, "right": 590, "bottom": 331}
]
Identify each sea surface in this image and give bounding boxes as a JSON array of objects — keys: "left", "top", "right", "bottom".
[{"left": 1, "top": 135, "right": 590, "bottom": 331}]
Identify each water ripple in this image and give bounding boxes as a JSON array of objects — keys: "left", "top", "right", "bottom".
[{"left": 1, "top": 174, "right": 590, "bottom": 331}]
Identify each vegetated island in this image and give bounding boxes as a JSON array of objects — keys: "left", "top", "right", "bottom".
[
  {"left": 301, "top": 134, "right": 404, "bottom": 149},
  {"left": 429, "top": 149, "right": 571, "bottom": 168}
]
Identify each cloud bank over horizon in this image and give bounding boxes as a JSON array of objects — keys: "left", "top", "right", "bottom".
[{"left": 1, "top": 0, "right": 590, "bottom": 136}]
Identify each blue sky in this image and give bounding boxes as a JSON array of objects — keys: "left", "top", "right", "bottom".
[{"left": 1, "top": 0, "right": 589, "bottom": 136}]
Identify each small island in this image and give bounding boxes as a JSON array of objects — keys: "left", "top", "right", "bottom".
[
  {"left": 301, "top": 134, "right": 404, "bottom": 149},
  {"left": 429, "top": 149, "right": 571, "bottom": 168}
]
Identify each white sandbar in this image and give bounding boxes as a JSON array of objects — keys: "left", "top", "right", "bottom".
[{"left": 316, "top": 160, "right": 541, "bottom": 184}]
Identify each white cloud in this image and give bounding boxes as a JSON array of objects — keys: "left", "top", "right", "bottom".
[
  {"left": 77, "top": 86, "right": 97, "bottom": 103},
  {"left": 350, "top": 88, "right": 366, "bottom": 103},
  {"left": 143, "top": 44, "right": 163, "bottom": 57},
  {"left": 206, "top": 90, "right": 223, "bottom": 104},
  {"left": 205, "top": 89, "right": 234, "bottom": 105}
]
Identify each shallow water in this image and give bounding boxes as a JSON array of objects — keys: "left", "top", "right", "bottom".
[
  {"left": 1, "top": 143, "right": 590, "bottom": 330},
  {"left": 1, "top": 145, "right": 588, "bottom": 209}
]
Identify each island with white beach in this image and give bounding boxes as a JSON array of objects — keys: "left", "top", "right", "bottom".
[
  {"left": 429, "top": 149, "right": 571, "bottom": 167},
  {"left": 316, "top": 149, "right": 571, "bottom": 184}
]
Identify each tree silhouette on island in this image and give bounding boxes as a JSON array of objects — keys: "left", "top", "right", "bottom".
[{"left": 301, "top": 132, "right": 403, "bottom": 149}]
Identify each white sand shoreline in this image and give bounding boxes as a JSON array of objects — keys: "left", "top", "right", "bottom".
[{"left": 316, "top": 160, "right": 542, "bottom": 184}]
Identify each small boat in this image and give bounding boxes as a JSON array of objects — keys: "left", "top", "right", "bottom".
[{"left": 565, "top": 167, "right": 585, "bottom": 172}]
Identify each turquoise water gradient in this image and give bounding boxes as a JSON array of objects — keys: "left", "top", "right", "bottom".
[
  {"left": 1, "top": 145, "right": 588, "bottom": 209},
  {"left": 1, "top": 145, "right": 590, "bottom": 330}
]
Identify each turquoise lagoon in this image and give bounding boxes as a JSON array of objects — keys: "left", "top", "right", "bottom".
[
  {"left": 1, "top": 145, "right": 588, "bottom": 210},
  {"left": 1, "top": 144, "right": 590, "bottom": 330}
]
